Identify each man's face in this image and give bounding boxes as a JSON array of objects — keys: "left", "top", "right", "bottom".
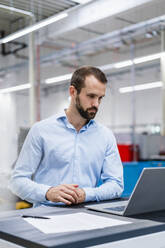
[{"left": 75, "top": 75, "right": 106, "bottom": 120}]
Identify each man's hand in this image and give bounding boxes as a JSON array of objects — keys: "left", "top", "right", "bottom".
[
  {"left": 46, "top": 184, "right": 85, "bottom": 205},
  {"left": 46, "top": 184, "right": 79, "bottom": 205},
  {"left": 76, "top": 188, "right": 86, "bottom": 204}
]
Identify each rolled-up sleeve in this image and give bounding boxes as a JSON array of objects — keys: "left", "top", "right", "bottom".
[
  {"left": 9, "top": 124, "right": 50, "bottom": 203},
  {"left": 83, "top": 132, "right": 124, "bottom": 202}
]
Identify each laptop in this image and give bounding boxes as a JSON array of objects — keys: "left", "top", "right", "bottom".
[{"left": 86, "top": 167, "right": 165, "bottom": 216}]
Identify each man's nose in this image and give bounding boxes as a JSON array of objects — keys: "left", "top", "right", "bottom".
[{"left": 91, "top": 98, "right": 99, "bottom": 108}]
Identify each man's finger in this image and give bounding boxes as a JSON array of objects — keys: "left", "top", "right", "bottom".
[
  {"left": 58, "top": 196, "right": 72, "bottom": 205},
  {"left": 60, "top": 192, "right": 76, "bottom": 204},
  {"left": 65, "top": 188, "right": 79, "bottom": 201},
  {"left": 62, "top": 189, "right": 78, "bottom": 203},
  {"left": 64, "top": 185, "right": 80, "bottom": 198},
  {"left": 64, "top": 184, "right": 79, "bottom": 189}
]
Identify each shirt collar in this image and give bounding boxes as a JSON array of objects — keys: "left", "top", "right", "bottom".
[
  {"left": 56, "top": 109, "right": 96, "bottom": 130},
  {"left": 56, "top": 109, "right": 67, "bottom": 120}
]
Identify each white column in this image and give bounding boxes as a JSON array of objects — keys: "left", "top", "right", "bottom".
[
  {"left": 130, "top": 43, "right": 137, "bottom": 161},
  {"left": 29, "top": 22, "right": 37, "bottom": 126},
  {"left": 161, "top": 30, "right": 165, "bottom": 136},
  {"left": 36, "top": 40, "right": 41, "bottom": 122}
]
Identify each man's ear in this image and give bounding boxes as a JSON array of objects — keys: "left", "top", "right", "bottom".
[{"left": 69, "top": 85, "right": 77, "bottom": 98}]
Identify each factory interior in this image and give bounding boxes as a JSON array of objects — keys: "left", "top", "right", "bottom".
[{"left": 0, "top": 0, "right": 165, "bottom": 227}]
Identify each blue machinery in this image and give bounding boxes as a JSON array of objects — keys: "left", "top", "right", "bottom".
[
  {"left": 98, "top": 161, "right": 165, "bottom": 197},
  {"left": 122, "top": 161, "right": 165, "bottom": 197}
]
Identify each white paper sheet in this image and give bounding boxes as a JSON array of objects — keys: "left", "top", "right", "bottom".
[{"left": 24, "top": 212, "right": 132, "bottom": 234}]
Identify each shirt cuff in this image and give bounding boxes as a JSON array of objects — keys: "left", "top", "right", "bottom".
[
  {"left": 83, "top": 187, "right": 97, "bottom": 202},
  {"left": 33, "top": 184, "right": 51, "bottom": 202}
]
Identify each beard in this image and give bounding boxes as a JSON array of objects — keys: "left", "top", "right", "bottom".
[{"left": 75, "top": 95, "right": 98, "bottom": 120}]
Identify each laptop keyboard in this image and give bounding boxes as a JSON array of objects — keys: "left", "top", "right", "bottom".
[{"left": 105, "top": 206, "right": 125, "bottom": 212}]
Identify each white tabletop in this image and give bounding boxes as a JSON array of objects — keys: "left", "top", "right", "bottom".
[{"left": 91, "top": 230, "right": 165, "bottom": 248}]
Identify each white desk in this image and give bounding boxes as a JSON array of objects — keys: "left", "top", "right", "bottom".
[
  {"left": 0, "top": 204, "right": 165, "bottom": 248},
  {"left": 0, "top": 239, "right": 23, "bottom": 248},
  {"left": 91, "top": 231, "right": 165, "bottom": 248},
  {"left": 1, "top": 231, "right": 165, "bottom": 248}
]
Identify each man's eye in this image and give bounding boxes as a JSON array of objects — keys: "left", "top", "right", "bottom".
[{"left": 88, "top": 95, "right": 95, "bottom": 98}]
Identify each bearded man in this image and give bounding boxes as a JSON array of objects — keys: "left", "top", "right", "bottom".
[{"left": 10, "top": 66, "right": 123, "bottom": 207}]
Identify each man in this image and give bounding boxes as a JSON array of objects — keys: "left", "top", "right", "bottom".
[{"left": 10, "top": 66, "right": 123, "bottom": 207}]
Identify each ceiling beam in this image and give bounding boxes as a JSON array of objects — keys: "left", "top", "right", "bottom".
[
  {"left": 0, "top": 0, "right": 154, "bottom": 44},
  {"left": 39, "top": 0, "right": 154, "bottom": 43}
]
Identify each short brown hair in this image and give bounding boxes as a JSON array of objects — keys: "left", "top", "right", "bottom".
[{"left": 70, "top": 66, "right": 107, "bottom": 94}]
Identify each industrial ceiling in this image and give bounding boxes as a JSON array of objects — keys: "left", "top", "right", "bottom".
[
  {"left": 0, "top": 0, "right": 79, "bottom": 35},
  {"left": 0, "top": 0, "right": 165, "bottom": 90}
]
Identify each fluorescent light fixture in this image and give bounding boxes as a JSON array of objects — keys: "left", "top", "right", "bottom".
[
  {"left": 45, "top": 52, "right": 162, "bottom": 85},
  {"left": 119, "top": 81, "right": 163, "bottom": 93},
  {"left": 2, "top": 51, "right": 161, "bottom": 92},
  {"left": 0, "top": 12, "right": 68, "bottom": 44},
  {"left": 74, "top": 0, "right": 92, "bottom": 3},
  {"left": 45, "top": 73, "right": 72, "bottom": 84},
  {"left": 134, "top": 53, "right": 161, "bottom": 64},
  {"left": 111, "top": 52, "right": 161, "bottom": 70},
  {"left": 0, "top": 84, "right": 30, "bottom": 94},
  {"left": 0, "top": 4, "right": 33, "bottom": 16},
  {"left": 99, "top": 64, "right": 116, "bottom": 71},
  {"left": 114, "top": 60, "right": 133, "bottom": 69}
]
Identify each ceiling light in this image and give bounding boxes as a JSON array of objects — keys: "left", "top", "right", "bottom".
[
  {"left": 0, "top": 4, "right": 33, "bottom": 16},
  {"left": 103, "top": 52, "right": 161, "bottom": 70},
  {"left": 74, "top": 0, "right": 92, "bottom": 4},
  {"left": 0, "top": 13, "right": 68, "bottom": 44},
  {"left": 45, "top": 52, "right": 162, "bottom": 86},
  {"left": 99, "top": 64, "right": 116, "bottom": 71},
  {"left": 45, "top": 73, "right": 72, "bottom": 84},
  {"left": 134, "top": 53, "right": 161, "bottom": 64},
  {"left": 1, "top": 51, "right": 162, "bottom": 93},
  {"left": 0, "top": 84, "right": 30, "bottom": 94},
  {"left": 114, "top": 60, "right": 133, "bottom": 69},
  {"left": 119, "top": 81, "right": 163, "bottom": 93},
  {"left": 45, "top": 52, "right": 162, "bottom": 85}
]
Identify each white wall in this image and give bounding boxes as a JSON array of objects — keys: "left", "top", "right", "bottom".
[
  {"left": 0, "top": 94, "right": 17, "bottom": 170},
  {"left": 0, "top": 93, "right": 17, "bottom": 210},
  {"left": 41, "top": 87, "right": 70, "bottom": 119}
]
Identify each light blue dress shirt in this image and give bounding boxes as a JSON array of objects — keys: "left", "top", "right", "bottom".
[{"left": 10, "top": 111, "right": 123, "bottom": 207}]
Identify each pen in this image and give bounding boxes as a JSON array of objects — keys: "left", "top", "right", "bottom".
[{"left": 22, "top": 215, "right": 50, "bottom": 219}]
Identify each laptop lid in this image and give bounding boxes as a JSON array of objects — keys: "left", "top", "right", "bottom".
[
  {"left": 86, "top": 167, "right": 165, "bottom": 216},
  {"left": 124, "top": 167, "right": 165, "bottom": 215}
]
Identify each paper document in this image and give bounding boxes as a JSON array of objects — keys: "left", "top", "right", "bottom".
[{"left": 24, "top": 212, "right": 132, "bottom": 234}]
